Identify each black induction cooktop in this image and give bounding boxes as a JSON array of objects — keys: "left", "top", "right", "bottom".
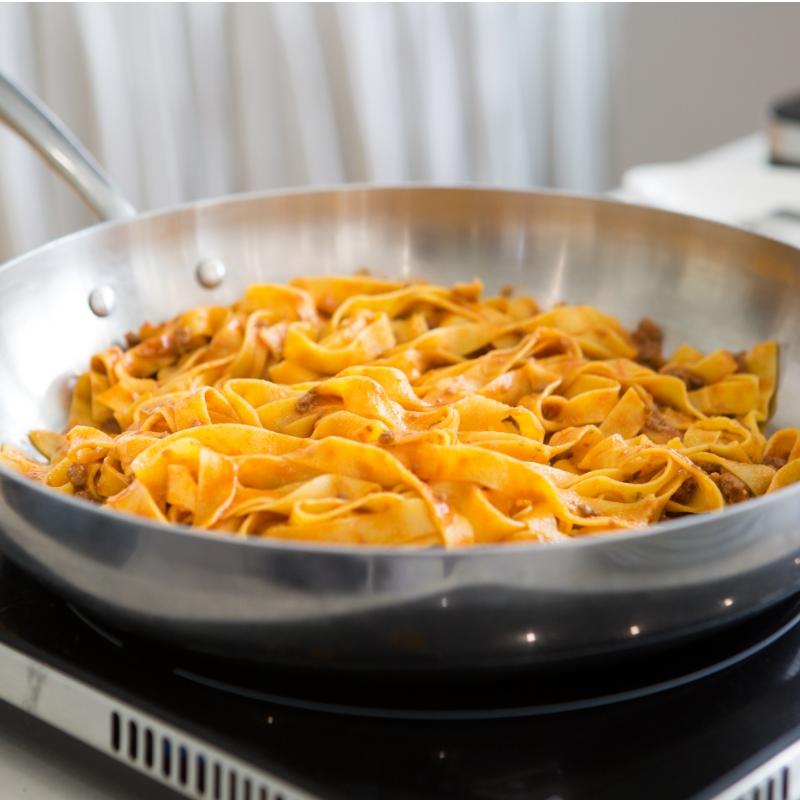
[{"left": 0, "top": 554, "right": 799, "bottom": 800}]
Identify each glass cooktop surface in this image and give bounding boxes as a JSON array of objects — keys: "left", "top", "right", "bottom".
[{"left": 1, "top": 556, "right": 799, "bottom": 800}]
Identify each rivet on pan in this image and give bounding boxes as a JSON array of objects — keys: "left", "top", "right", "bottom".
[
  {"left": 196, "top": 257, "right": 226, "bottom": 289},
  {"left": 88, "top": 285, "right": 116, "bottom": 317}
]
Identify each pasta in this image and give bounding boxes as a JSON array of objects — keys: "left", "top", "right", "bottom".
[{"left": 2, "top": 274, "right": 798, "bottom": 548}]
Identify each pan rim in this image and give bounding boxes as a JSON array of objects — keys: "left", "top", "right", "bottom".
[{"left": 3, "top": 181, "right": 800, "bottom": 277}]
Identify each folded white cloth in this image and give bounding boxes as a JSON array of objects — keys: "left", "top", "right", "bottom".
[{"left": 619, "top": 134, "right": 800, "bottom": 246}]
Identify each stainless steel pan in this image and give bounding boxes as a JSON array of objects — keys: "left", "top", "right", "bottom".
[{"left": 2, "top": 74, "right": 800, "bottom": 673}]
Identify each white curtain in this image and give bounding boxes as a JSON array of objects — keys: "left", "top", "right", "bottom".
[{"left": 0, "top": 2, "right": 615, "bottom": 262}]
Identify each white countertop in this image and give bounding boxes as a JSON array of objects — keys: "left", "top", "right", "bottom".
[{"left": 618, "top": 133, "right": 800, "bottom": 247}]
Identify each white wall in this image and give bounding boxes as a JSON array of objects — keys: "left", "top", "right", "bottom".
[{"left": 611, "top": 3, "right": 800, "bottom": 182}]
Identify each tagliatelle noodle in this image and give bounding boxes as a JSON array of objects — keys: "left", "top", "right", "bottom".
[{"left": 2, "top": 274, "right": 796, "bottom": 548}]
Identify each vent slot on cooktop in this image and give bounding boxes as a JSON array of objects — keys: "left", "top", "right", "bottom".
[
  {"left": 730, "top": 762, "right": 792, "bottom": 800},
  {"left": 107, "top": 707, "right": 302, "bottom": 800},
  {"left": 736, "top": 764, "right": 789, "bottom": 800}
]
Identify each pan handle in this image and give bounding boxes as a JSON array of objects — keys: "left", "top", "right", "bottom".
[{"left": 0, "top": 73, "right": 136, "bottom": 222}]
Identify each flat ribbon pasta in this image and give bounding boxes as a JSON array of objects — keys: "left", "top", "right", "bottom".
[{"left": 0, "top": 275, "right": 791, "bottom": 547}]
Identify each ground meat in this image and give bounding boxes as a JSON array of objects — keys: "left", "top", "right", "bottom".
[
  {"left": 101, "top": 418, "right": 122, "bottom": 435},
  {"left": 172, "top": 326, "right": 193, "bottom": 354},
  {"left": 66, "top": 463, "right": 88, "bottom": 490},
  {"left": 124, "top": 330, "right": 141, "bottom": 349},
  {"left": 733, "top": 350, "right": 748, "bottom": 373},
  {"left": 632, "top": 317, "right": 665, "bottom": 369},
  {"left": 500, "top": 285, "right": 514, "bottom": 298},
  {"left": 378, "top": 431, "right": 395, "bottom": 446},
  {"left": 763, "top": 454, "right": 788, "bottom": 470},
  {"left": 671, "top": 476, "right": 697, "bottom": 505},
  {"left": 659, "top": 364, "right": 704, "bottom": 391},
  {"left": 136, "top": 325, "right": 194, "bottom": 359},
  {"left": 574, "top": 501, "right": 594, "bottom": 517},
  {"left": 643, "top": 408, "right": 681, "bottom": 442},
  {"left": 295, "top": 389, "right": 320, "bottom": 414},
  {"left": 699, "top": 461, "right": 721, "bottom": 474},
  {"left": 710, "top": 471, "right": 751, "bottom": 504},
  {"left": 73, "top": 490, "right": 95, "bottom": 502}
]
